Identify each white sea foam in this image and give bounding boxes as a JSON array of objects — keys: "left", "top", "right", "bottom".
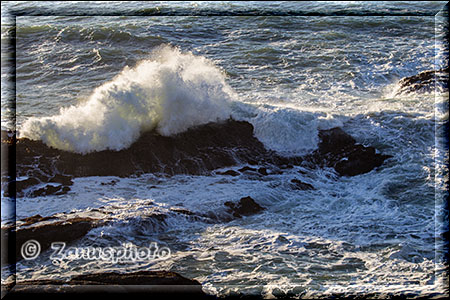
[
  {"left": 18, "top": 45, "right": 339, "bottom": 156},
  {"left": 248, "top": 105, "right": 319, "bottom": 155},
  {"left": 19, "top": 46, "right": 235, "bottom": 153},
  {"left": 230, "top": 101, "right": 344, "bottom": 156}
]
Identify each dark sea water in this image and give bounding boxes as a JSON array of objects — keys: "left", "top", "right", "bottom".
[{"left": 1, "top": 1, "right": 448, "bottom": 298}]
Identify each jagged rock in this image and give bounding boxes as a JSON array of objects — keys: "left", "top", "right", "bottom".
[
  {"left": 334, "top": 145, "right": 390, "bottom": 176},
  {"left": 312, "top": 127, "right": 392, "bottom": 176},
  {"left": 238, "top": 166, "right": 257, "bottom": 173},
  {"left": 50, "top": 174, "right": 74, "bottom": 185},
  {"left": 15, "top": 178, "right": 40, "bottom": 193},
  {"left": 318, "top": 127, "right": 356, "bottom": 154},
  {"left": 6, "top": 120, "right": 270, "bottom": 197},
  {"left": 20, "top": 214, "right": 57, "bottom": 226},
  {"left": 217, "top": 170, "right": 240, "bottom": 176},
  {"left": 396, "top": 67, "right": 449, "bottom": 94},
  {"left": 2, "top": 120, "right": 392, "bottom": 197},
  {"left": 224, "top": 196, "right": 265, "bottom": 218},
  {"left": 290, "top": 179, "right": 315, "bottom": 190},
  {"left": 30, "top": 184, "right": 70, "bottom": 197}
]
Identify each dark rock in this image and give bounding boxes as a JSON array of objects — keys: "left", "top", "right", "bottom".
[
  {"left": 257, "top": 167, "right": 268, "bottom": 176},
  {"left": 15, "top": 178, "right": 40, "bottom": 194},
  {"left": 238, "top": 166, "right": 257, "bottom": 173},
  {"left": 268, "top": 168, "right": 283, "bottom": 175},
  {"left": 50, "top": 174, "right": 74, "bottom": 185},
  {"left": 318, "top": 127, "right": 356, "bottom": 154},
  {"left": 30, "top": 184, "right": 70, "bottom": 197},
  {"left": 334, "top": 146, "right": 392, "bottom": 176},
  {"left": 20, "top": 214, "right": 57, "bottom": 226},
  {"left": 290, "top": 179, "right": 315, "bottom": 190},
  {"left": 169, "top": 207, "right": 195, "bottom": 216},
  {"left": 217, "top": 170, "right": 240, "bottom": 177},
  {"left": 276, "top": 235, "right": 289, "bottom": 244},
  {"left": 280, "top": 164, "right": 293, "bottom": 169},
  {"left": 2, "top": 119, "right": 392, "bottom": 197},
  {"left": 2, "top": 207, "right": 175, "bottom": 266},
  {"left": 396, "top": 67, "right": 449, "bottom": 95},
  {"left": 100, "top": 180, "right": 118, "bottom": 186},
  {"left": 7, "top": 120, "right": 270, "bottom": 196},
  {"left": 224, "top": 196, "right": 265, "bottom": 218},
  {"left": 69, "top": 271, "right": 202, "bottom": 286},
  {"left": 6, "top": 271, "right": 211, "bottom": 298},
  {"left": 1, "top": 216, "right": 102, "bottom": 265},
  {"left": 247, "top": 159, "right": 259, "bottom": 165},
  {"left": 313, "top": 127, "right": 392, "bottom": 176}
]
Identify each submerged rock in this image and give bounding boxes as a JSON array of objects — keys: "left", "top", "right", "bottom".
[
  {"left": 224, "top": 196, "right": 265, "bottom": 218},
  {"left": 290, "top": 179, "right": 315, "bottom": 190},
  {"left": 216, "top": 170, "right": 240, "bottom": 177},
  {"left": 30, "top": 184, "right": 71, "bottom": 197},
  {"left": 238, "top": 166, "right": 257, "bottom": 173},
  {"left": 257, "top": 167, "right": 269, "bottom": 176},
  {"left": 1, "top": 215, "right": 102, "bottom": 265},
  {"left": 2, "top": 206, "right": 213, "bottom": 265}
]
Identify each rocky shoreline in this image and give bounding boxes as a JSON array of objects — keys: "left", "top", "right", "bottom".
[
  {"left": 395, "top": 66, "right": 449, "bottom": 95},
  {"left": 1, "top": 119, "right": 391, "bottom": 198},
  {"left": 1, "top": 119, "right": 392, "bottom": 297},
  {"left": 2, "top": 271, "right": 214, "bottom": 299}
]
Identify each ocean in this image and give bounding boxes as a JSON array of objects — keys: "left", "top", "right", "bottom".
[{"left": 1, "top": 1, "right": 448, "bottom": 298}]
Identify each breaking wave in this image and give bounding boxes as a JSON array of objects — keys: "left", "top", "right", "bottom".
[{"left": 19, "top": 46, "right": 234, "bottom": 153}]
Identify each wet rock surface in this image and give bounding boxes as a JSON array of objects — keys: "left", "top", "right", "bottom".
[
  {"left": 395, "top": 67, "right": 449, "bottom": 94},
  {"left": 1, "top": 214, "right": 103, "bottom": 265},
  {"left": 290, "top": 179, "right": 315, "bottom": 190},
  {"left": 0, "top": 120, "right": 393, "bottom": 298},
  {"left": 308, "top": 127, "right": 392, "bottom": 177},
  {"left": 216, "top": 170, "right": 240, "bottom": 177},
  {"left": 3, "top": 271, "right": 212, "bottom": 298},
  {"left": 2, "top": 119, "right": 391, "bottom": 197},
  {"left": 224, "top": 196, "right": 265, "bottom": 218},
  {"left": 2, "top": 206, "right": 215, "bottom": 265}
]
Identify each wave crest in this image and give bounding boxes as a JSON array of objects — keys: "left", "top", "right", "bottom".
[{"left": 20, "top": 46, "right": 234, "bottom": 153}]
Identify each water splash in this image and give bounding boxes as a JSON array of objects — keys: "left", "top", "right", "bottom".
[{"left": 20, "top": 46, "right": 234, "bottom": 153}]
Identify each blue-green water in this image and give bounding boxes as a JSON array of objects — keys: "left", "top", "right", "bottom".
[{"left": 1, "top": 1, "right": 448, "bottom": 298}]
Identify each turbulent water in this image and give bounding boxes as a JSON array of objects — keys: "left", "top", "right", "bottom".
[{"left": 1, "top": 1, "right": 449, "bottom": 298}]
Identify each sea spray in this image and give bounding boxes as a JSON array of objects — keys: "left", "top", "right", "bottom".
[
  {"left": 19, "top": 46, "right": 234, "bottom": 153},
  {"left": 249, "top": 106, "right": 319, "bottom": 155}
]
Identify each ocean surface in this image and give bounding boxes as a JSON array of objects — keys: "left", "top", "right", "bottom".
[{"left": 1, "top": 1, "right": 449, "bottom": 298}]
